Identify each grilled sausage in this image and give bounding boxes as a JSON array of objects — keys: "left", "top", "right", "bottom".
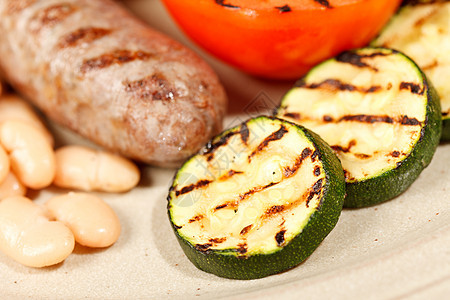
[{"left": 0, "top": 0, "right": 227, "bottom": 167}]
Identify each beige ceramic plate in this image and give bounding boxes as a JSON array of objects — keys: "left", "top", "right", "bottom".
[{"left": 1, "top": 1, "right": 450, "bottom": 299}]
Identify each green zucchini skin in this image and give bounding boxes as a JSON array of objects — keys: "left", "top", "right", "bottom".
[
  {"left": 167, "top": 117, "right": 345, "bottom": 279},
  {"left": 276, "top": 48, "right": 442, "bottom": 208},
  {"left": 345, "top": 77, "right": 441, "bottom": 208}
]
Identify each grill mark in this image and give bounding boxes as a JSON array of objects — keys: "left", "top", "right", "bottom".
[
  {"left": 188, "top": 215, "right": 204, "bottom": 223},
  {"left": 219, "top": 169, "right": 244, "bottom": 181},
  {"left": 240, "top": 225, "right": 253, "bottom": 236},
  {"left": 80, "top": 50, "right": 153, "bottom": 73},
  {"left": 306, "top": 179, "right": 323, "bottom": 207},
  {"left": 275, "top": 230, "right": 287, "bottom": 247},
  {"left": 124, "top": 73, "right": 176, "bottom": 101},
  {"left": 422, "top": 61, "right": 438, "bottom": 71},
  {"left": 195, "top": 243, "right": 212, "bottom": 252},
  {"left": 314, "top": 0, "right": 333, "bottom": 8},
  {"left": 275, "top": 5, "right": 291, "bottom": 12},
  {"left": 33, "top": 3, "right": 77, "bottom": 28},
  {"left": 240, "top": 182, "right": 278, "bottom": 202},
  {"left": 311, "top": 150, "right": 319, "bottom": 162},
  {"left": 236, "top": 243, "right": 248, "bottom": 254},
  {"left": 400, "top": 115, "right": 420, "bottom": 126},
  {"left": 203, "top": 130, "right": 239, "bottom": 161},
  {"left": 335, "top": 51, "right": 393, "bottom": 72},
  {"left": 214, "top": 203, "right": 230, "bottom": 211},
  {"left": 209, "top": 237, "right": 227, "bottom": 244},
  {"left": 58, "top": 27, "right": 111, "bottom": 48},
  {"left": 215, "top": 0, "right": 240, "bottom": 9},
  {"left": 214, "top": 181, "right": 279, "bottom": 212},
  {"left": 283, "top": 112, "right": 301, "bottom": 120},
  {"left": 283, "top": 148, "right": 312, "bottom": 178},
  {"left": 331, "top": 140, "right": 356, "bottom": 153},
  {"left": 298, "top": 79, "right": 381, "bottom": 93},
  {"left": 354, "top": 153, "right": 371, "bottom": 159},
  {"left": 390, "top": 151, "right": 401, "bottom": 158},
  {"left": 399, "top": 82, "right": 425, "bottom": 95},
  {"left": 248, "top": 125, "right": 288, "bottom": 162},
  {"left": 6, "top": 0, "right": 36, "bottom": 14},
  {"left": 340, "top": 115, "right": 394, "bottom": 124},
  {"left": 314, "top": 166, "right": 321, "bottom": 176},
  {"left": 240, "top": 123, "right": 249, "bottom": 145},
  {"left": 323, "top": 115, "right": 333, "bottom": 122},
  {"left": 175, "top": 180, "right": 212, "bottom": 196},
  {"left": 265, "top": 205, "right": 285, "bottom": 218}
]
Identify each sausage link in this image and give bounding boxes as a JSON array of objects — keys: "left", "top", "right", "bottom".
[{"left": 0, "top": 0, "right": 227, "bottom": 167}]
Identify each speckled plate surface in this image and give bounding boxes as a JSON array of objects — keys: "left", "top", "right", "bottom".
[{"left": 1, "top": 1, "right": 449, "bottom": 299}]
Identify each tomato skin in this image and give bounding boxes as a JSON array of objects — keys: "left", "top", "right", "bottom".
[{"left": 162, "top": 0, "right": 402, "bottom": 79}]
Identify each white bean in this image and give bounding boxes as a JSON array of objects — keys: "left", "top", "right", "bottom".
[
  {"left": 0, "top": 94, "right": 54, "bottom": 146},
  {"left": 54, "top": 145, "right": 140, "bottom": 193},
  {"left": 0, "top": 145, "right": 9, "bottom": 184},
  {"left": 46, "top": 192, "right": 121, "bottom": 248},
  {"left": 0, "top": 120, "right": 56, "bottom": 189},
  {"left": 0, "top": 196, "right": 74, "bottom": 267},
  {"left": 0, "top": 171, "right": 26, "bottom": 199}
]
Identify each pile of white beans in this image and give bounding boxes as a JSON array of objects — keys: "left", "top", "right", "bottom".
[{"left": 0, "top": 90, "right": 140, "bottom": 268}]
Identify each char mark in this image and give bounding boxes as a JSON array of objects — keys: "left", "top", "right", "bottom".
[
  {"left": 203, "top": 130, "right": 239, "bottom": 161},
  {"left": 209, "top": 237, "right": 227, "bottom": 244},
  {"left": 283, "top": 112, "right": 301, "bottom": 120},
  {"left": 314, "top": 166, "right": 321, "bottom": 176},
  {"left": 306, "top": 179, "right": 323, "bottom": 207},
  {"left": 354, "top": 153, "right": 371, "bottom": 159},
  {"left": 335, "top": 50, "right": 393, "bottom": 72},
  {"left": 311, "top": 150, "right": 320, "bottom": 161},
  {"left": 188, "top": 215, "right": 204, "bottom": 223},
  {"left": 240, "top": 123, "right": 250, "bottom": 145},
  {"left": 390, "top": 151, "right": 401, "bottom": 158},
  {"left": 58, "top": 27, "right": 111, "bottom": 48},
  {"left": 219, "top": 169, "right": 244, "bottom": 181},
  {"left": 175, "top": 179, "right": 212, "bottom": 196},
  {"left": 340, "top": 114, "right": 394, "bottom": 124},
  {"left": 265, "top": 205, "right": 285, "bottom": 217},
  {"left": 239, "top": 181, "right": 279, "bottom": 202},
  {"left": 275, "top": 230, "right": 287, "bottom": 247},
  {"left": 125, "top": 73, "right": 176, "bottom": 101},
  {"left": 236, "top": 243, "right": 248, "bottom": 255},
  {"left": 331, "top": 140, "right": 356, "bottom": 153},
  {"left": 214, "top": 203, "right": 230, "bottom": 211},
  {"left": 314, "top": 0, "right": 333, "bottom": 8},
  {"left": 275, "top": 5, "right": 292, "bottom": 12},
  {"left": 80, "top": 50, "right": 153, "bottom": 73},
  {"left": 283, "top": 148, "right": 313, "bottom": 178},
  {"left": 33, "top": 3, "right": 77, "bottom": 28},
  {"left": 400, "top": 115, "right": 420, "bottom": 126},
  {"left": 299, "top": 79, "right": 381, "bottom": 94},
  {"left": 215, "top": 0, "right": 240, "bottom": 9},
  {"left": 240, "top": 225, "right": 253, "bottom": 236},
  {"left": 248, "top": 125, "right": 288, "bottom": 162},
  {"left": 399, "top": 82, "right": 425, "bottom": 95},
  {"left": 323, "top": 115, "right": 333, "bottom": 122},
  {"left": 195, "top": 243, "right": 212, "bottom": 252}
]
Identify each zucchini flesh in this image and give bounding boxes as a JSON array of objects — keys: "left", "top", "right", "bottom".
[
  {"left": 372, "top": 2, "right": 450, "bottom": 139},
  {"left": 167, "top": 116, "right": 345, "bottom": 279},
  {"left": 276, "top": 47, "right": 441, "bottom": 207}
]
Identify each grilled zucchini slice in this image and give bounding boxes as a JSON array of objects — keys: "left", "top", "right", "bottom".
[
  {"left": 372, "top": 2, "right": 450, "bottom": 139},
  {"left": 276, "top": 47, "right": 441, "bottom": 208},
  {"left": 167, "top": 116, "right": 345, "bottom": 279}
]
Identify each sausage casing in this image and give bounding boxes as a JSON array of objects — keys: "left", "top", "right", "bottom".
[{"left": 0, "top": 0, "right": 227, "bottom": 167}]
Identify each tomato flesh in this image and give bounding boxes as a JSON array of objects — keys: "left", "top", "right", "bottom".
[{"left": 162, "top": 0, "right": 402, "bottom": 79}]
